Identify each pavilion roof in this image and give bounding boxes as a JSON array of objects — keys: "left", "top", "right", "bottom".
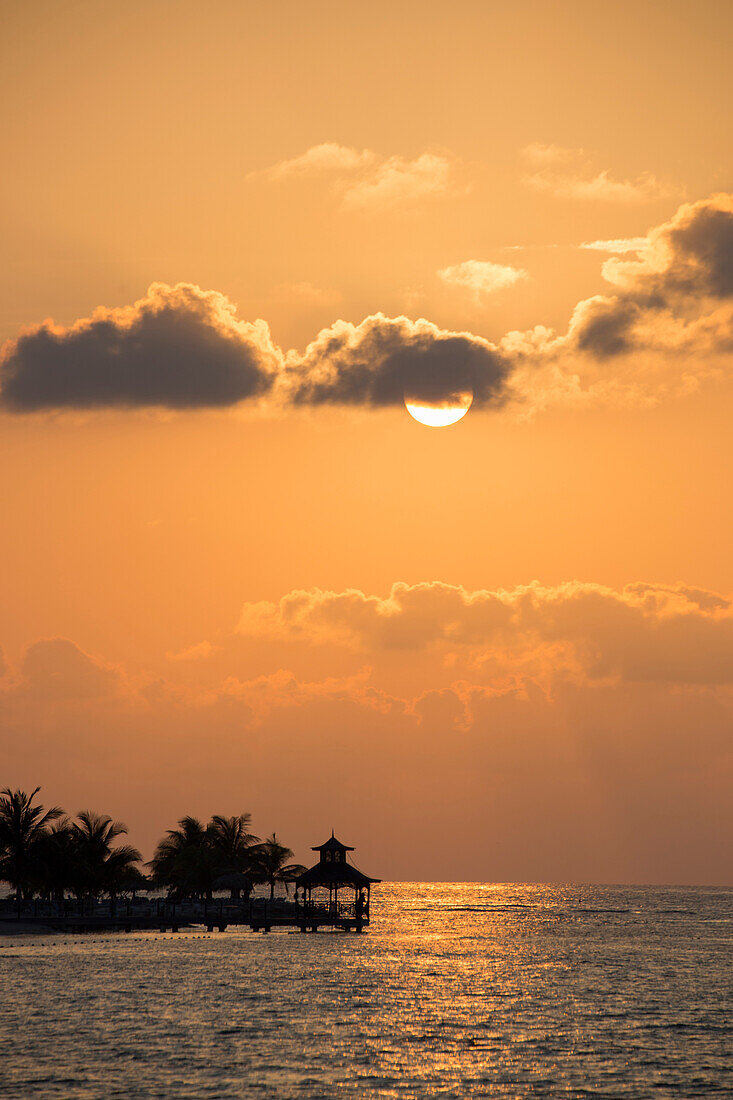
[
  {"left": 311, "top": 834, "right": 354, "bottom": 853},
  {"left": 295, "top": 861, "right": 380, "bottom": 888}
]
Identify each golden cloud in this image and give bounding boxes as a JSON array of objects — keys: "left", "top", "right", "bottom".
[
  {"left": 520, "top": 144, "right": 678, "bottom": 203},
  {"left": 237, "top": 579, "right": 733, "bottom": 687},
  {"left": 438, "top": 260, "right": 529, "bottom": 297},
  {"left": 251, "top": 143, "right": 455, "bottom": 212}
]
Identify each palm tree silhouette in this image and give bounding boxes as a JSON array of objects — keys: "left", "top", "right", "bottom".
[
  {"left": 149, "top": 816, "right": 218, "bottom": 899},
  {"left": 35, "top": 818, "right": 77, "bottom": 901},
  {"left": 0, "top": 787, "right": 62, "bottom": 912},
  {"left": 250, "top": 834, "right": 306, "bottom": 900},
  {"left": 72, "top": 810, "right": 142, "bottom": 900},
  {"left": 208, "top": 814, "right": 259, "bottom": 898}
]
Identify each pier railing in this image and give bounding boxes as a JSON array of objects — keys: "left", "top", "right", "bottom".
[{"left": 0, "top": 894, "right": 370, "bottom": 932}]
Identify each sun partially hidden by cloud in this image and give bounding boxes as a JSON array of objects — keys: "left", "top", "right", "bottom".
[
  {"left": 405, "top": 392, "right": 473, "bottom": 426},
  {"left": 286, "top": 313, "right": 508, "bottom": 409}
]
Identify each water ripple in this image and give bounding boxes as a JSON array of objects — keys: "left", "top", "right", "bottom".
[{"left": 1, "top": 884, "right": 732, "bottom": 1098}]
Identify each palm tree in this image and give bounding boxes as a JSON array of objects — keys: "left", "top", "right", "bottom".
[
  {"left": 114, "top": 866, "right": 149, "bottom": 897},
  {"left": 149, "top": 816, "right": 219, "bottom": 899},
  {"left": 250, "top": 834, "right": 306, "bottom": 900},
  {"left": 34, "top": 818, "right": 78, "bottom": 901},
  {"left": 0, "top": 787, "right": 63, "bottom": 911},
  {"left": 72, "top": 810, "right": 142, "bottom": 900},
  {"left": 208, "top": 814, "right": 259, "bottom": 898}
]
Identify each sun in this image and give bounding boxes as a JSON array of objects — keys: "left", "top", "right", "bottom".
[{"left": 405, "top": 392, "right": 473, "bottom": 427}]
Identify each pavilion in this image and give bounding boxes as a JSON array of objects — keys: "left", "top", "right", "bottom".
[{"left": 294, "top": 833, "right": 380, "bottom": 931}]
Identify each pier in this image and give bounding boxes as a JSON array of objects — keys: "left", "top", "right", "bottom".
[
  {"left": 0, "top": 832, "right": 380, "bottom": 935},
  {"left": 0, "top": 896, "right": 362, "bottom": 934}
]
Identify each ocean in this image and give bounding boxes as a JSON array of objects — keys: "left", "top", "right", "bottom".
[{"left": 1, "top": 883, "right": 731, "bottom": 1098}]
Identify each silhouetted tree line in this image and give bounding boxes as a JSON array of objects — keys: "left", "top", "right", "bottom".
[{"left": 0, "top": 787, "right": 306, "bottom": 904}]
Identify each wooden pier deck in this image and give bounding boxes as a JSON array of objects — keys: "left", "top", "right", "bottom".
[{"left": 0, "top": 897, "right": 370, "bottom": 934}]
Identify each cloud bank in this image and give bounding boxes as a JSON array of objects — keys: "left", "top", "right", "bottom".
[
  {"left": 237, "top": 579, "right": 733, "bottom": 688},
  {"left": 6, "top": 579, "right": 733, "bottom": 715},
  {"left": 3, "top": 577, "right": 732, "bottom": 883},
  {"left": 1, "top": 194, "right": 731, "bottom": 414}
]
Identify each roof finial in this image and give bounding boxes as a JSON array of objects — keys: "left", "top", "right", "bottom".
[{"left": 331, "top": 827, "right": 334, "bottom": 838}]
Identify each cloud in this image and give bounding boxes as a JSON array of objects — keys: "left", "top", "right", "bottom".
[
  {"left": 284, "top": 313, "right": 511, "bottom": 408},
  {"left": 217, "top": 667, "right": 400, "bottom": 723},
  {"left": 600, "top": 194, "right": 733, "bottom": 299},
  {"left": 2, "top": 586, "right": 732, "bottom": 884},
  {"left": 567, "top": 193, "right": 733, "bottom": 358},
  {"left": 236, "top": 581, "right": 507, "bottom": 650},
  {"left": 580, "top": 238, "right": 649, "bottom": 253},
  {"left": 520, "top": 142, "right": 575, "bottom": 166},
  {"left": 529, "top": 170, "right": 672, "bottom": 203},
  {"left": 521, "top": 144, "right": 677, "bottom": 203},
  {"left": 1, "top": 195, "right": 731, "bottom": 416},
  {"left": 166, "top": 641, "right": 217, "bottom": 662},
  {"left": 255, "top": 142, "right": 375, "bottom": 180},
  {"left": 253, "top": 142, "right": 455, "bottom": 212},
  {"left": 438, "top": 260, "right": 529, "bottom": 297},
  {"left": 18, "top": 639, "right": 118, "bottom": 700},
  {"left": 237, "top": 579, "right": 733, "bottom": 688},
  {"left": 341, "top": 153, "right": 452, "bottom": 211},
  {"left": 0, "top": 283, "right": 280, "bottom": 412},
  {"left": 283, "top": 196, "right": 732, "bottom": 412},
  {"left": 10, "top": 578, "right": 731, "bottom": 726},
  {"left": 504, "top": 193, "right": 733, "bottom": 409}
]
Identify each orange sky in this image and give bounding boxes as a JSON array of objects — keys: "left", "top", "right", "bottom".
[{"left": 1, "top": 0, "right": 732, "bottom": 882}]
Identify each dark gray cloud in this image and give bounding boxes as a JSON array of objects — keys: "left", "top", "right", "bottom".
[
  {"left": 572, "top": 297, "right": 642, "bottom": 358},
  {"left": 570, "top": 194, "right": 733, "bottom": 358},
  {"left": 664, "top": 200, "right": 733, "bottom": 298},
  {"left": 1, "top": 283, "right": 280, "bottom": 411},
  {"left": 287, "top": 314, "right": 511, "bottom": 408},
  {"left": 0, "top": 288, "right": 510, "bottom": 414}
]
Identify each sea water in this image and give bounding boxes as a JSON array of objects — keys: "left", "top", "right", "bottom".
[{"left": 1, "top": 883, "right": 731, "bottom": 1098}]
